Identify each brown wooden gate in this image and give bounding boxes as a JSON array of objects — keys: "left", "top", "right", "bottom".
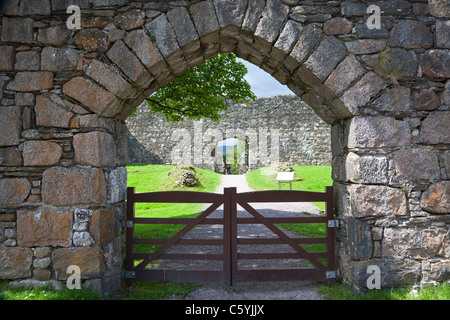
[{"left": 123, "top": 186, "right": 337, "bottom": 287}]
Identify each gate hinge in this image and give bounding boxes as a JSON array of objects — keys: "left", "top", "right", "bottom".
[
  {"left": 326, "top": 269, "right": 341, "bottom": 279},
  {"left": 120, "top": 219, "right": 134, "bottom": 228},
  {"left": 122, "top": 269, "right": 135, "bottom": 279},
  {"left": 327, "top": 219, "right": 339, "bottom": 228}
]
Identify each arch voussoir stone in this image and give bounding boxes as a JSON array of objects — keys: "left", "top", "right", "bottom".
[
  {"left": 145, "top": 13, "right": 187, "bottom": 76},
  {"left": 0, "top": 0, "right": 448, "bottom": 295},
  {"left": 85, "top": 59, "right": 134, "bottom": 100},
  {"left": 63, "top": 77, "right": 124, "bottom": 118},
  {"left": 271, "top": 19, "right": 304, "bottom": 63},
  {"left": 107, "top": 40, "right": 154, "bottom": 88},
  {"left": 166, "top": 7, "right": 202, "bottom": 59}
]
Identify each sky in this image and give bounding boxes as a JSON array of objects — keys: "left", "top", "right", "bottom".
[{"left": 237, "top": 58, "right": 294, "bottom": 98}]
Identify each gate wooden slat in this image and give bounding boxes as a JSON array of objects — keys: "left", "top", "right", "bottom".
[
  {"left": 131, "top": 190, "right": 223, "bottom": 203},
  {"left": 134, "top": 217, "right": 223, "bottom": 225},
  {"left": 134, "top": 238, "right": 223, "bottom": 245},
  {"left": 237, "top": 190, "right": 330, "bottom": 203},
  {"left": 237, "top": 252, "right": 328, "bottom": 260},
  {"left": 237, "top": 217, "right": 327, "bottom": 224},
  {"left": 234, "top": 268, "right": 326, "bottom": 282},
  {"left": 223, "top": 187, "right": 233, "bottom": 286},
  {"left": 237, "top": 237, "right": 327, "bottom": 245},
  {"left": 135, "top": 270, "right": 224, "bottom": 283},
  {"left": 134, "top": 253, "right": 223, "bottom": 260},
  {"left": 229, "top": 187, "right": 238, "bottom": 286}
]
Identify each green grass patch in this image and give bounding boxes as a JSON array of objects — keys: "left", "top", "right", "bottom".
[
  {"left": 245, "top": 165, "right": 332, "bottom": 192},
  {"left": 317, "top": 282, "right": 450, "bottom": 300},
  {"left": 245, "top": 165, "right": 332, "bottom": 211},
  {"left": 0, "top": 281, "right": 100, "bottom": 300},
  {"left": 127, "top": 164, "right": 221, "bottom": 193},
  {"left": 0, "top": 280, "right": 197, "bottom": 301},
  {"left": 118, "top": 282, "right": 199, "bottom": 300}
]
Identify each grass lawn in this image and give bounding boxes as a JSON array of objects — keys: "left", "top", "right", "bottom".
[
  {"left": 246, "top": 165, "right": 332, "bottom": 211},
  {"left": 318, "top": 282, "right": 450, "bottom": 300},
  {"left": 127, "top": 164, "right": 222, "bottom": 193},
  {"left": 0, "top": 281, "right": 101, "bottom": 300}
]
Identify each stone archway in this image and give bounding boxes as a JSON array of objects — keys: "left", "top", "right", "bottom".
[{"left": 0, "top": 0, "right": 449, "bottom": 296}]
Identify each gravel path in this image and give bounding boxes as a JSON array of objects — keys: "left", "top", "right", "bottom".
[{"left": 158, "top": 175, "right": 326, "bottom": 300}]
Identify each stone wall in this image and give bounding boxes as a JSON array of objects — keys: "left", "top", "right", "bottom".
[
  {"left": 0, "top": 0, "right": 448, "bottom": 295},
  {"left": 125, "top": 95, "right": 331, "bottom": 171}
]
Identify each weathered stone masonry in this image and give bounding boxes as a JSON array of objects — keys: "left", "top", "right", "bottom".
[
  {"left": 126, "top": 95, "right": 332, "bottom": 171},
  {"left": 0, "top": 0, "right": 449, "bottom": 295}
]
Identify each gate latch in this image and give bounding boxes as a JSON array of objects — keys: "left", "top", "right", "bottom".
[{"left": 327, "top": 219, "right": 339, "bottom": 228}]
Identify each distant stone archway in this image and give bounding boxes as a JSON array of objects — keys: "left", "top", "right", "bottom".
[{"left": 0, "top": 0, "right": 449, "bottom": 295}]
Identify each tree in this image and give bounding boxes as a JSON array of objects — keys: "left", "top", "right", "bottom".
[{"left": 143, "top": 53, "right": 256, "bottom": 123}]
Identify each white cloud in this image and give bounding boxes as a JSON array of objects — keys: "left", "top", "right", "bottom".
[{"left": 238, "top": 58, "right": 294, "bottom": 98}]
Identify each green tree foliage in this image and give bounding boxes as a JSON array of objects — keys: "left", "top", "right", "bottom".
[{"left": 144, "top": 53, "right": 256, "bottom": 123}]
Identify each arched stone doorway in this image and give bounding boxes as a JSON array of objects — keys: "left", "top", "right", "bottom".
[{"left": 0, "top": 0, "right": 448, "bottom": 296}]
